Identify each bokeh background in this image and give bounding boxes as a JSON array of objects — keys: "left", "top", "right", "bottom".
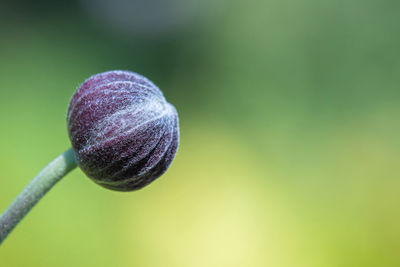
[{"left": 1, "top": 0, "right": 400, "bottom": 266}]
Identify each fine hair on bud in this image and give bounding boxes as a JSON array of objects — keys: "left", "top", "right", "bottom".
[{"left": 67, "top": 70, "right": 179, "bottom": 191}]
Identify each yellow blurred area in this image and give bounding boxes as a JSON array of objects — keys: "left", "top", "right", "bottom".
[{"left": 2, "top": 118, "right": 399, "bottom": 266}]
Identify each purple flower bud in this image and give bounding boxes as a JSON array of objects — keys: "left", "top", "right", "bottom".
[{"left": 67, "top": 70, "right": 179, "bottom": 191}]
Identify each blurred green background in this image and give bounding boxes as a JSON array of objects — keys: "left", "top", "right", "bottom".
[{"left": 1, "top": 0, "right": 400, "bottom": 266}]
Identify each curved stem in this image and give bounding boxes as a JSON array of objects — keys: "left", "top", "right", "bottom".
[{"left": 0, "top": 148, "right": 77, "bottom": 245}]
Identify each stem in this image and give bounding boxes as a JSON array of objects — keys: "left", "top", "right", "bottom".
[{"left": 0, "top": 148, "right": 77, "bottom": 245}]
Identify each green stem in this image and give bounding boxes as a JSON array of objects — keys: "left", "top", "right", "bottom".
[{"left": 0, "top": 148, "right": 77, "bottom": 245}]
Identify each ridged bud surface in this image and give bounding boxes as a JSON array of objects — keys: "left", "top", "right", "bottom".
[{"left": 67, "top": 70, "right": 179, "bottom": 191}]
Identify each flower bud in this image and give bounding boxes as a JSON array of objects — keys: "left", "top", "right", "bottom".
[{"left": 67, "top": 70, "right": 179, "bottom": 191}]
